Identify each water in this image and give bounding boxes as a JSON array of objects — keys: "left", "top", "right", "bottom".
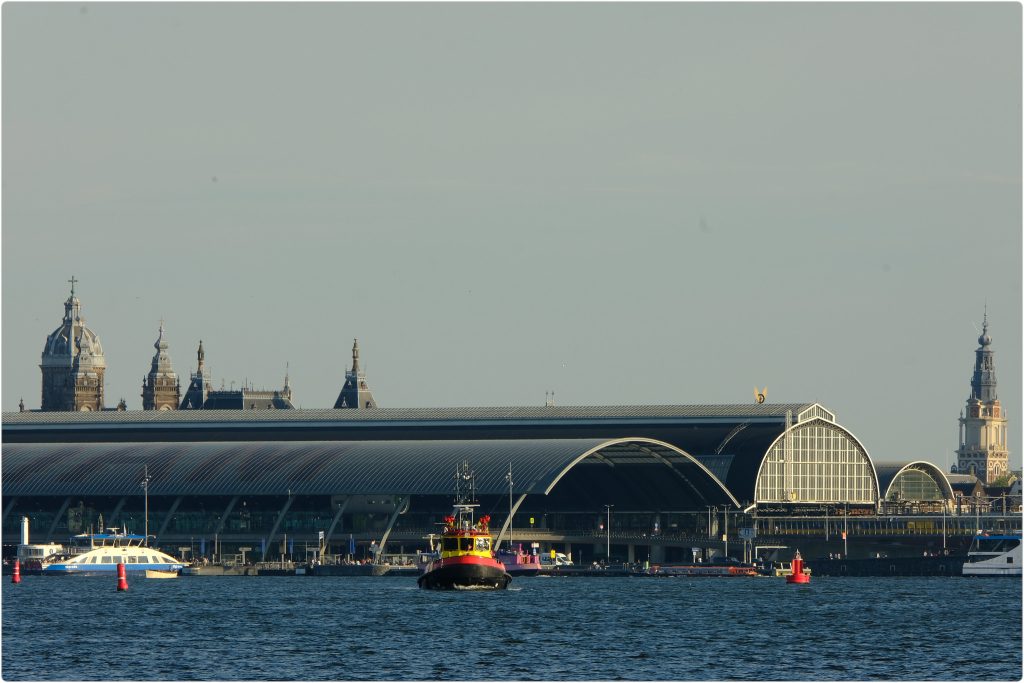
[{"left": 2, "top": 575, "right": 1021, "bottom": 680}]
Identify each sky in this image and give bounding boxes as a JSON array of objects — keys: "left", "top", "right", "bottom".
[{"left": 2, "top": 3, "right": 1021, "bottom": 472}]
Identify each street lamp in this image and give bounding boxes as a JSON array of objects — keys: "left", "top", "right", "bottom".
[
  {"left": 141, "top": 465, "right": 151, "bottom": 547},
  {"left": 723, "top": 508, "right": 728, "bottom": 558},
  {"left": 603, "top": 504, "right": 614, "bottom": 563}
]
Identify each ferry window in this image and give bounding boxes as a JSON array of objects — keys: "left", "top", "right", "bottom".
[
  {"left": 101, "top": 556, "right": 113, "bottom": 564},
  {"left": 128, "top": 556, "right": 139, "bottom": 563},
  {"left": 459, "top": 538, "right": 474, "bottom": 552},
  {"left": 475, "top": 538, "right": 490, "bottom": 551},
  {"left": 442, "top": 538, "right": 460, "bottom": 552},
  {"left": 150, "top": 556, "right": 160, "bottom": 563}
]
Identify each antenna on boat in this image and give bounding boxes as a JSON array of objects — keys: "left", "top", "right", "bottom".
[
  {"left": 141, "top": 465, "right": 151, "bottom": 547},
  {"left": 452, "top": 461, "right": 479, "bottom": 528}
]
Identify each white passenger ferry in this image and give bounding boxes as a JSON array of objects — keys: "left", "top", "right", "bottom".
[
  {"left": 962, "top": 532, "right": 1021, "bottom": 577},
  {"left": 38, "top": 528, "right": 186, "bottom": 575}
]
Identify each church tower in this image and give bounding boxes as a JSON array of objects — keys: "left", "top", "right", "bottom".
[
  {"left": 179, "top": 340, "right": 210, "bottom": 409},
  {"left": 956, "top": 311, "right": 1010, "bottom": 483},
  {"left": 334, "top": 338, "right": 378, "bottom": 409},
  {"left": 39, "top": 276, "right": 106, "bottom": 411},
  {"left": 142, "top": 322, "right": 181, "bottom": 410}
]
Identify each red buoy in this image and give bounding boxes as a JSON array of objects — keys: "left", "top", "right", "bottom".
[
  {"left": 11, "top": 559, "right": 21, "bottom": 584},
  {"left": 786, "top": 550, "right": 810, "bottom": 584},
  {"left": 116, "top": 562, "right": 128, "bottom": 591}
]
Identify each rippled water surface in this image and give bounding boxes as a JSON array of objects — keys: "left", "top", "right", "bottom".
[{"left": 3, "top": 575, "right": 1021, "bottom": 680}]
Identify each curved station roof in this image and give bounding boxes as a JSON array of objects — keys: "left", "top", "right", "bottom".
[
  {"left": 2, "top": 437, "right": 739, "bottom": 510},
  {"left": 875, "top": 461, "right": 955, "bottom": 501}
]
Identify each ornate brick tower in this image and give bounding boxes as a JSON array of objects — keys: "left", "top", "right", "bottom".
[
  {"left": 142, "top": 322, "right": 181, "bottom": 410},
  {"left": 956, "top": 311, "right": 1010, "bottom": 483},
  {"left": 334, "top": 338, "right": 378, "bottom": 409},
  {"left": 39, "top": 276, "right": 106, "bottom": 411}
]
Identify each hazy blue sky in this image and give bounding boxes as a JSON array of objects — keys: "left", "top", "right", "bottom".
[{"left": 3, "top": 3, "right": 1020, "bottom": 471}]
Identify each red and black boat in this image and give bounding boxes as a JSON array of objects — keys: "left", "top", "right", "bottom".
[{"left": 418, "top": 463, "right": 511, "bottom": 590}]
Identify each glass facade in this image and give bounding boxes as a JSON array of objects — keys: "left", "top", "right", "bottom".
[
  {"left": 885, "top": 468, "right": 944, "bottom": 502},
  {"left": 755, "top": 420, "right": 876, "bottom": 504}
]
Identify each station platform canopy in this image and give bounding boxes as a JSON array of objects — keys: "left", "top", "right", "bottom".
[
  {"left": 875, "top": 461, "right": 955, "bottom": 503},
  {"left": 2, "top": 437, "right": 740, "bottom": 510}
]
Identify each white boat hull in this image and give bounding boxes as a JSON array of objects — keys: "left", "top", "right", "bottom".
[
  {"left": 963, "top": 533, "right": 1021, "bottom": 577},
  {"left": 145, "top": 569, "right": 180, "bottom": 579}
]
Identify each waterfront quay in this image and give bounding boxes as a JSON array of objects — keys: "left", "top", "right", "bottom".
[{"left": 9, "top": 511, "right": 1012, "bottom": 575}]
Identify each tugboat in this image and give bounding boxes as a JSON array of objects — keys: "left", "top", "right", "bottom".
[{"left": 418, "top": 462, "right": 512, "bottom": 590}]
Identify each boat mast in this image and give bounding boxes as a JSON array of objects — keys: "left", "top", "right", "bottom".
[{"left": 453, "top": 461, "right": 477, "bottom": 528}]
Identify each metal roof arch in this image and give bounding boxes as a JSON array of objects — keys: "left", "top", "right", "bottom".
[{"left": 542, "top": 437, "right": 741, "bottom": 508}]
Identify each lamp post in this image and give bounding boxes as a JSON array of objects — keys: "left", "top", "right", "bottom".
[
  {"left": 506, "top": 463, "right": 514, "bottom": 549},
  {"left": 141, "top": 465, "right": 151, "bottom": 547},
  {"left": 942, "top": 501, "right": 947, "bottom": 551},
  {"left": 843, "top": 504, "right": 848, "bottom": 558},
  {"left": 603, "top": 504, "right": 614, "bottom": 563},
  {"left": 723, "top": 508, "right": 729, "bottom": 558}
]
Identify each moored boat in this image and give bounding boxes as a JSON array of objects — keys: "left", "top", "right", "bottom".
[
  {"left": 495, "top": 543, "right": 542, "bottom": 577},
  {"left": 645, "top": 562, "right": 759, "bottom": 577},
  {"left": 418, "top": 462, "right": 511, "bottom": 590},
  {"left": 37, "top": 528, "right": 186, "bottom": 575},
  {"left": 963, "top": 532, "right": 1021, "bottom": 577}
]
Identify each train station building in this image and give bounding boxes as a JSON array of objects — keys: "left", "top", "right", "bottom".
[{"left": 2, "top": 403, "right": 962, "bottom": 563}]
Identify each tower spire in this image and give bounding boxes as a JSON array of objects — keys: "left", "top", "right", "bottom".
[
  {"left": 957, "top": 309, "right": 1009, "bottom": 483},
  {"left": 334, "top": 338, "right": 377, "bottom": 409}
]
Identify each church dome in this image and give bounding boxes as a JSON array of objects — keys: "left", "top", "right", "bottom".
[{"left": 40, "top": 290, "right": 106, "bottom": 370}]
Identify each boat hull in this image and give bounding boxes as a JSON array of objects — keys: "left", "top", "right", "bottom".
[
  {"left": 962, "top": 533, "right": 1022, "bottom": 577},
  {"left": 417, "top": 556, "right": 511, "bottom": 590},
  {"left": 145, "top": 569, "right": 180, "bottom": 579},
  {"left": 41, "top": 563, "right": 185, "bottom": 575},
  {"left": 648, "top": 564, "right": 759, "bottom": 577},
  {"left": 505, "top": 566, "right": 540, "bottom": 577}
]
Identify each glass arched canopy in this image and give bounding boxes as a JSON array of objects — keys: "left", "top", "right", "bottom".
[{"left": 754, "top": 420, "right": 877, "bottom": 505}]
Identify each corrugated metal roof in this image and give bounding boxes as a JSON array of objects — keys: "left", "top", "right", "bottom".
[
  {"left": 3, "top": 403, "right": 814, "bottom": 427},
  {"left": 1, "top": 438, "right": 739, "bottom": 506}
]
